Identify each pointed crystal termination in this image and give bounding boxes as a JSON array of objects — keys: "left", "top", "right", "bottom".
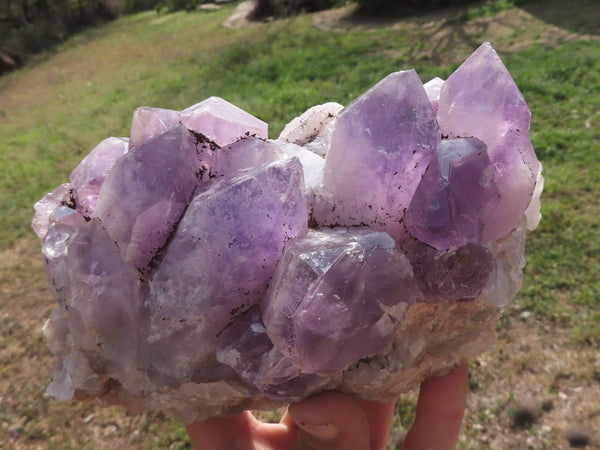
[
  {"left": 315, "top": 69, "right": 441, "bottom": 242},
  {"left": 180, "top": 96, "right": 268, "bottom": 147},
  {"left": 93, "top": 125, "right": 203, "bottom": 270},
  {"left": 405, "top": 138, "right": 500, "bottom": 250},
  {"left": 146, "top": 158, "right": 308, "bottom": 374},
  {"left": 129, "top": 106, "right": 180, "bottom": 148},
  {"left": 262, "top": 228, "right": 421, "bottom": 374},
  {"left": 437, "top": 42, "right": 540, "bottom": 242},
  {"left": 423, "top": 77, "right": 444, "bottom": 115},
  {"left": 69, "top": 137, "right": 129, "bottom": 218}
]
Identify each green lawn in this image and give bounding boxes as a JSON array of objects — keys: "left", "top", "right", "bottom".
[{"left": 0, "top": 1, "right": 598, "bottom": 447}]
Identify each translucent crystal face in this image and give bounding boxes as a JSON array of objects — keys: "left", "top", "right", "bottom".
[
  {"left": 314, "top": 69, "right": 441, "bottom": 242},
  {"left": 180, "top": 96, "right": 268, "bottom": 147},
  {"left": 34, "top": 42, "right": 542, "bottom": 424},
  {"left": 405, "top": 137, "right": 501, "bottom": 250},
  {"left": 437, "top": 42, "right": 539, "bottom": 242},
  {"left": 262, "top": 228, "right": 420, "bottom": 374}
]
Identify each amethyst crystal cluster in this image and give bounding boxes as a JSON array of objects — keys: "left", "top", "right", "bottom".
[{"left": 33, "top": 43, "right": 543, "bottom": 423}]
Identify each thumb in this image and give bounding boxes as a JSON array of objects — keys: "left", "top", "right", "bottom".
[{"left": 287, "top": 391, "right": 370, "bottom": 450}]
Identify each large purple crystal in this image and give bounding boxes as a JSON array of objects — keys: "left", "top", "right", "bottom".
[
  {"left": 34, "top": 42, "right": 543, "bottom": 423},
  {"left": 437, "top": 42, "right": 540, "bottom": 243},
  {"left": 314, "top": 69, "right": 441, "bottom": 242}
]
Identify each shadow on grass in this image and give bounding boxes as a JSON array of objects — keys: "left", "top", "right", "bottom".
[{"left": 519, "top": 0, "right": 600, "bottom": 36}]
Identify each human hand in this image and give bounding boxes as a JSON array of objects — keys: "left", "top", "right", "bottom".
[{"left": 185, "top": 364, "right": 468, "bottom": 450}]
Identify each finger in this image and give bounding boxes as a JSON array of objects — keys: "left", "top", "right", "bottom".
[
  {"left": 187, "top": 410, "right": 299, "bottom": 450},
  {"left": 185, "top": 411, "right": 258, "bottom": 450},
  {"left": 288, "top": 391, "right": 370, "bottom": 450},
  {"left": 401, "top": 364, "right": 469, "bottom": 450},
  {"left": 360, "top": 398, "right": 397, "bottom": 450}
]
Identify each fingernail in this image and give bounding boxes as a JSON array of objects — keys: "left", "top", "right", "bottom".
[{"left": 296, "top": 422, "right": 339, "bottom": 441}]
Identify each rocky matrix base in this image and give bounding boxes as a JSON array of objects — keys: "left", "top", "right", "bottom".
[{"left": 33, "top": 42, "right": 543, "bottom": 424}]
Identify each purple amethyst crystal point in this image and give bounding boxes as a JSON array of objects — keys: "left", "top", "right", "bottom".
[
  {"left": 315, "top": 69, "right": 440, "bottom": 242},
  {"left": 262, "top": 228, "right": 420, "bottom": 374},
  {"left": 437, "top": 42, "right": 540, "bottom": 242},
  {"left": 180, "top": 97, "right": 267, "bottom": 146},
  {"left": 94, "top": 125, "right": 202, "bottom": 270},
  {"left": 69, "top": 137, "right": 128, "bottom": 218},
  {"left": 405, "top": 138, "right": 500, "bottom": 250},
  {"left": 129, "top": 106, "right": 180, "bottom": 148},
  {"left": 145, "top": 158, "right": 307, "bottom": 377}
]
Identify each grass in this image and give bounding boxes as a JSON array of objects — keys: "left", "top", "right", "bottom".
[
  {"left": 0, "top": 0, "right": 599, "bottom": 447},
  {"left": 457, "top": 0, "right": 534, "bottom": 21}
]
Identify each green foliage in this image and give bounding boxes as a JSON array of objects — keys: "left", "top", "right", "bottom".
[
  {"left": 252, "top": 0, "right": 336, "bottom": 18},
  {"left": 123, "top": 0, "right": 161, "bottom": 12},
  {"left": 0, "top": 0, "right": 119, "bottom": 65},
  {"left": 355, "top": 0, "right": 478, "bottom": 15},
  {"left": 457, "top": 0, "right": 535, "bottom": 21}
]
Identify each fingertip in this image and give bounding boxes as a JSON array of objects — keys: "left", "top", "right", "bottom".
[
  {"left": 401, "top": 364, "right": 469, "bottom": 450},
  {"left": 185, "top": 411, "right": 257, "bottom": 450},
  {"left": 289, "top": 391, "right": 370, "bottom": 450},
  {"left": 360, "top": 398, "right": 397, "bottom": 450}
]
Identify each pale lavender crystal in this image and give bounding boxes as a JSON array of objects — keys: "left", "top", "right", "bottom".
[
  {"left": 479, "top": 223, "right": 527, "bottom": 308},
  {"left": 315, "top": 69, "right": 440, "bottom": 241},
  {"left": 212, "top": 136, "right": 282, "bottom": 177},
  {"left": 180, "top": 96, "right": 268, "bottom": 146},
  {"left": 32, "top": 183, "right": 73, "bottom": 240},
  {"left": 262, "top": 228, "right": 420, "bottom": 374},
  {"left": 69, "top": 137, "right": 129, "bottom": 218},
  {"left": 42, "top": 205, "right": 86, "bottom": 303},
  {"left": 34, "top": 43, "right": 542, "bottom": 424},
  {"left": 423, "top": 76, "right": 444, "bottom": 114},
  {"left": 129, "top": 106, "right": 180, "bottom": 148},
  {"left": 274, "top": 141, "right": 325, "bottom": 214},
  {"left": 94, "top": 125, "right": 202, "bottom": 270},
  {"left": 57, "top": 220, "right": 143, "bottom": 365},
  {"left": 437, "top": 42, "right": 540, "bottom": 242},
  {"left": 405, "top": 138, "right": 500, "bottom": 250}
]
